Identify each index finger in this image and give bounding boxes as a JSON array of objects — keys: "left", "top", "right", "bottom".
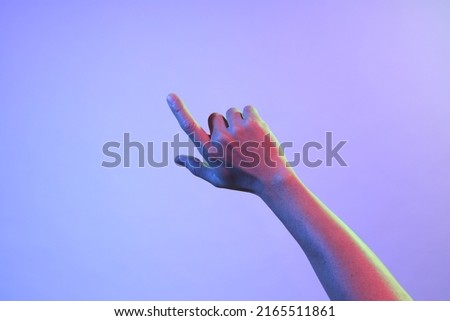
[{"left": 166, "top": 93, "right": 210, "bottom": 148}]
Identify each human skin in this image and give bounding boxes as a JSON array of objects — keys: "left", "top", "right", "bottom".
[{"left": 166, "top": 93, "right": 412, "bottom": 301}]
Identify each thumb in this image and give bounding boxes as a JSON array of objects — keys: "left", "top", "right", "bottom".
[{"left": 175, "top": 155, "right": 210, "bottom": 181}]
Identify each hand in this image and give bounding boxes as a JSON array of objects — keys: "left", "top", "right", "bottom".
[{"left": 166, "top": 93, "right": 294, "bottom": 195}]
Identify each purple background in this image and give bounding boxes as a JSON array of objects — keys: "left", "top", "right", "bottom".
[{"left": 1, "top": 1, "right": 449, "bottom": 300}]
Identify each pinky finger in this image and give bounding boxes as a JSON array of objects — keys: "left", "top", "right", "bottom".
[{"left": 242, "top": 105, "right": 261, "bottom": 120}]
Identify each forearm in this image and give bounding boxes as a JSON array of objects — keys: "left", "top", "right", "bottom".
[
  {"left": 257, "top": 172, "right": 412, "bottom": 301},
  {"left": 166, "top": 94, "right": 411, "bottom": 300}
]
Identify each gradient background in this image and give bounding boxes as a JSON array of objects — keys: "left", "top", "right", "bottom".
[{"left": 1, "top": 1, "right": 449, "bottom": 300}]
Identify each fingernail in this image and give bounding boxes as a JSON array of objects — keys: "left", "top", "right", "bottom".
[{"left": 166, "top": 94, "right": 175, "bottom": 107}]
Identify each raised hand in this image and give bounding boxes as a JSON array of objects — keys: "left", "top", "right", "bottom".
[{"left": 166, "top": 93, "right": 412, "bottom": 301}]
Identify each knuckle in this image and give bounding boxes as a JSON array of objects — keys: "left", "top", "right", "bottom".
[
  {"left": 182, "top": 120, "right": 196, "bottom": 134},
  {"left": 208, "top": 112, "right": 221, "bottom": 124},
  {"left": 208, "top": 112, "right": 215, "bottom": 121},
  {"left": 243, "top": 105, "right": 255, "bottom": 115},
  {"left": 226, "top": 107, "right": 239, "bottom": 117}
]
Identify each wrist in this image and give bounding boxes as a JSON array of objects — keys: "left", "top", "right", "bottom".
[{"left": 255, "top": 167, "right": 301, "bottom": 200}]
